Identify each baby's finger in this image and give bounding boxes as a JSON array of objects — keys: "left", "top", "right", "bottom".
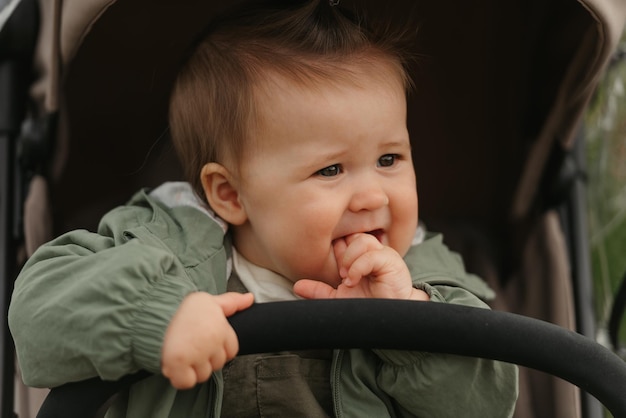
[
  {"left": 223, "top": 326, "right": 241, "bottom": 360},
  {"left": 209, "top": 348, "right": 229, "bottom": 372},
  {"left": 344, "top": 232, "right": 382, "bottom": 247},
  {"left": 345, "top": 248, "right": 390, "bottom": 284},
  {"left": 293, "top": 279, "right": 337, "bottom": 299},
  {"left": 333, "top": 237, "right": 348, "bottom": 277},
  {"left": 341, "top": 233, "right": 383, "bottom": 272},
  {"left": 192, "top": 361, "right": 214, "bottom": 385},
  {"left": 216, "top": 292, "right": 255, "bottom": 317},
  {"left": 165, "top": 366, "right": 197, "bottom": 390}
]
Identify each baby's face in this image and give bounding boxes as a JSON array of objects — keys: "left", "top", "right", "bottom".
[{"left": 231, "top": 69, "right": 418, "bottom": 287}]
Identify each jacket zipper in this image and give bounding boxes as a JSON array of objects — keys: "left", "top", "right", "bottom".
[
  {"left": 207, "top": 374, "right": 220, "bottom": 418},
  {"left": 331, "top": 350, "right": 343, "bottom": 418}
]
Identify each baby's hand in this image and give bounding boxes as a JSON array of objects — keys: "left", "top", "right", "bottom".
[
  {"left": 294, "top": 233, "right": 429, "bottom": 301},
  {"left": 161, "top": 292, "right": 254, "bottom": 389}
]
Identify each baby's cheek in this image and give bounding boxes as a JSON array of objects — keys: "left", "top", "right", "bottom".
[{"left": 390, "top": 225, "right": 417, "bottom": 258}]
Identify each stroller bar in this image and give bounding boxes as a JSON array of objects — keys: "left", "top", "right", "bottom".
[{"left": 36, "top": 300, "right": 626, "bottom": 418}]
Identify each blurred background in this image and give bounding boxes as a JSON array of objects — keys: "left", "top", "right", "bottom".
[{"left": 585, "top": 26, "right": 626, "bottom": 396}]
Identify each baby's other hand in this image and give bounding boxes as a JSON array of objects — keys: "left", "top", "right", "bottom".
[
  {"left": 161, "top": 292, "right": 254, "bottom": 389},
  {"left": 294, "top": 233, "right": 429, "bottom": 301}
]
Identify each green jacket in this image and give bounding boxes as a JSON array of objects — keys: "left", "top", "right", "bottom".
[{"left": 9, "top": 186, "right": 517, "bottom": 417}]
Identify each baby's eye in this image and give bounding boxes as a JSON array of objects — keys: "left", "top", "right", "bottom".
[
  {"left": 378, "top": 154, "right": 399, "bottom": 167},
  {"left": 317, "top": 164, "right": 342, "bottom": 177}
]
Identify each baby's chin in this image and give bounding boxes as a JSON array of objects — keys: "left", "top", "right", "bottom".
[{"left": 285, "top": 250, "right": 344, "bottom": 287}]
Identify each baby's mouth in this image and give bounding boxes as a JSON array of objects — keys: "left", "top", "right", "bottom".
[
  {"left": 333, "top": 229, "right": 385, "bottom": 246},
  {"left": 365, "top": 229, "right": 385, "bottom": 243}
]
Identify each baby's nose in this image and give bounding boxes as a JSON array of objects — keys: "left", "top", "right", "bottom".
[{"left": 348, "top": 182, "right": 389, "bottom": 212}]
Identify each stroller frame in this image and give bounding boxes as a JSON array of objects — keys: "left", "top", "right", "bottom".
[{"left": 1, "top": 0, "right": 39, "bottom": 416}]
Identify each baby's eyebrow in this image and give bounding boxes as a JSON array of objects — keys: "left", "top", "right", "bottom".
[
  {"left": 378, "top": 139, "right": 411, "bottom": 151},
  {"left": 307, "top": 149, "right": 346, "bottom": 166},
  {"left": 324, "top": 149, "right": 348, "bottom": 161}
]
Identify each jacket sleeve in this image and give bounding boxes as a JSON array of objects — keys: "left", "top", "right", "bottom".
[
  {"left": 373, "top": 285, "right": 518, "bottom": 417},
  {"left": 8, "top": 207, "right": 200, "bottom": 388},
  {"left": 372, "top": 233, "right": 519, "bottom": 417}
]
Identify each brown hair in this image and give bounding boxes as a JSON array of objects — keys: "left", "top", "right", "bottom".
[{"left": 169, "top": 0, "right": 415, "bottom": 198}]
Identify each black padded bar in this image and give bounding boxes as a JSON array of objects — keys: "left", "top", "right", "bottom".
[{"left": 37, "top": 300, "right": 626, "bottom": 417}]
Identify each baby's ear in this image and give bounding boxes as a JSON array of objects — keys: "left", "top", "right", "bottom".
[{"left": 200, "top": 163, "right": 247, "bottom": 225}]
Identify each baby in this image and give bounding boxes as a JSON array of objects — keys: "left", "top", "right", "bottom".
[{"left": 10, "top": 1, "right": 518, "bottom": 416}]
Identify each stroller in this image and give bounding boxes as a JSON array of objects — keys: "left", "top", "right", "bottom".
[{"left": 1, "top": 0, "right": 626, "bottom": 416}]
